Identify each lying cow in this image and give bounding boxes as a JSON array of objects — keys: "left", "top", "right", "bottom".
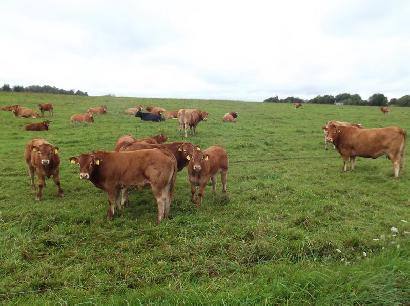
[
  {"left": 124, "top": 106, "right": 142, "bottom": 115},
  {"left": 178, "top": 109, "right": 209, "bottom": 138},
  {"left": 322, "top": 120, "right": 363, "bottom": 150},
  {"left": 325, "top": 123, "right": 406, "bottom": 177},
  {"left": 293, "top": 102, "right": 302, "bottom": 108},
  {"left": 70, "top": 112, "right": 94, "bottom": 124},
  {"left": 24, "top": 138, "right": 64, "bottom": 200},
  {"left": 135, "top": 110, "right": 164, "bottom": 122},
  {"left": 25, "top": 120, "right": 50, "bottom": 131},
  {"left": 181, "top": 144, "right": 228, "bottom": 207},
  {"left": 1, "top": 104, "right": 19, "bottom": 111},
  {"left": 223, "top": 112, "right": 238, "bottom": 122},
  {"left": 163, "top": 110, "right": 179, "bottom": 119},
  {"left": 380, "top": 106, "right": 390, "bottom": 115},
  {"left": 146, "top": 106, "right": 166, "bottom": 116},
  {"left": 38, "top": 103, "right": 54, "bottom": 116},
  {"left": 11, "top": 105, "right": 40, "bottom": 118},
  {"left": 88, "top": 105, "right": 107, "bottom": 115},
  {"left": 69, "top": 149, "right": 177, "bottom": 223},
  {"left": 114, "top": 134, "right": 168, "bottom": 151}
]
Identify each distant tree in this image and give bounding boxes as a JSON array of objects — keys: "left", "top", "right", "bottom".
[
  {"left": 389, "top": 98, "right": 398, "bottom": 105},
  {"left": 263, "top": 96, "right": 279, "bottom": 103},
  {"left": 12, "top": 85, "right": 25, "bottom": 92},
  {"left": 396, "top": 95, "right": 410, "bottom": 107},
  {"left": 281, "top": 96, "right": 304, "bottom": 104},
  {"left": 368, "top": 93, "right": 388, "bottom": 106},
  {"left": 2, "top": 84, "right": 11, "bottom": 91},
  {"left": 309, "top": 95, "right": 335, "bottom": 104},
  {"left": 335, "top": 93, "right": 365, "bottom": 105}
]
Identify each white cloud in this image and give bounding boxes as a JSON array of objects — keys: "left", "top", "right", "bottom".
[{"left": 0, "top": 0, "right": 409, "bottom": 101}]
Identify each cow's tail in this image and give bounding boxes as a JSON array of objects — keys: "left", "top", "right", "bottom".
[{"left": 400, "top": 129, "right": 407, "bottom": 169}]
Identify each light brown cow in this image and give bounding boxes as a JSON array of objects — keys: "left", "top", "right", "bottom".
[
  {"left": 69, "top": 149, "right": 177, "bottom": 223},
  {"left": 223, "top": 112, "right": 238, "bottom": 122},
  {"left": 146, "top": 106, "right": 166, "bottom": 116},
  {"left": 380, "top": 106, "right": 390, "bottom": 115},
  {"left": 181, "top": 144, "right": 228, "bottom": 207},
  {"left": 1, "top": 104, "right": 19, "bottom": 111},
  {"left": 325, "top": 124, "right": 406, "bottom": 177},
  {"left": 25, "top": 121, "right": 50, "bottom": 131},
  {"left": 114, "top": 134, "right": 168, "bottom": 151},
  {"left": 178, "top": 109, "right": 209, "bottom": 138},
  {"left": 70, "top": 112, "right": 94, "bottom": 124},
  {"left": 24, "top": 138, "right": 63, "bottom": 200},
  {"left": 124, "top": 106, "right": 142, "bottom": 115},
  {"left": 11, "top": 105, "right": 40, "bottom": 118},
  {"left": 38, "top": 103, "right": 54, "bottom": 116},
  {"left": 163, "top": 110, "right": 179, "bottom": 119},
  {"left": 88, "top": 105, "right": 107, "bottom": 115},
  {"left": 293, "top": 102, "right": 302, "bottom": 108},
  {"left": 322, "top": 120, "right": 363, "bottom": 150}
]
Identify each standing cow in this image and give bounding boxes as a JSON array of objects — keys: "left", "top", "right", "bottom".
[
  {"left": 293, "top": 102, "right": 302, "bottom": 108},
  {"left": 178, "top": 109, "right": 209, "bottom": 138},
  {"left": 325, "top": 124, "right": 406, "bottom": 177},
  {"left": 69, "top": 149, "right": 177, "bottom": 223},
  {"left": 380, "top": 106, "right": 390, "bottom": 115},
  {"left": 24, "top": 138, "right": 64, "bottom": 200},
  {"left": 38, "top": 103, "right": 54, "bottom": 116},
  {"left": 322, "top": 120, "right": 363, "bottom": 150}
]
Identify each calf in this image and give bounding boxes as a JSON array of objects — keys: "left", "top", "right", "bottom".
[
  {"left": 135, "top": 110, "right": 164, "bottom": 122},
  {"left": 70, "top": 112, "right": 94, "bottom": 124},
  {"left": 223, "top": 112, "right": 238, "bottom": 122},
  {"left": 326, "top": 124, "right": 406, "bottom": 177},
  {"left": 69, "top": 149, "right": 177, "bottom": 223},
  {"left": 380, "top": 106, "right": 390, "bottom": 115},
  {"left": 25, "top": 120, "right": 50, "bottom": 131},
  {"left": 182, "top": 144, "right": 228, "bottom": 207},
  {"left": 322, "top": 120, "right": 363, "bottom": 150},
  {"left": 178, "top": 109, "right": 209, "bottom": 137},
  {"left": 38, "top": 103, "right": 54, "bottom": 116},
  {"left": 24, "top": 138, "right": 64, "bottom": 200},
  {"left": 12, "top": 106, "right": 40, "bottom": 118},
  {"left": 88, "top": 105, "right": 107, "bottom": 115}
]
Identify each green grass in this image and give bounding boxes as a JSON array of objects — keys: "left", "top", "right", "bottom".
[{"left": 0, "top": 92, "right": 409, "bottom": 304}]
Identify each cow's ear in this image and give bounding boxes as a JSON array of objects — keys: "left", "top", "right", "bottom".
[
  {"left": 178, "top": 146, "right": 182, "bottom": 152},
  {"left": 337, "top": 129, "right": 341, "bottom": 133},
  {"left": 204, "top": 154, "right": 209, "bottom": 161},
  {"left": 186, "top": 155, "right": 191, "bottom": 161},
  {"left": 54, "top": 147, "right": 59, "bottom": 154},
  {"left": 95, "top": 158, "right": 102, "bottom": 165},
  {"left": 69, "top": 157, "right": 78, "bottom": 164}
]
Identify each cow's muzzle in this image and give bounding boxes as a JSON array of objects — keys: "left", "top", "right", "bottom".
[
  {"left": 193, "top": 165, "right": 202, "bottom": 171},
  {"left": 41, "top": 159, "right": 50, "bottom": 165},
  {"left": 80, "top": 173, "right": 90, "bottom": 179}
]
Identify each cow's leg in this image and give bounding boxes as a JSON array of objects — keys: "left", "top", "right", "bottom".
[
  {"left": 107, "top": 190, "right": 117, "bottom": 220},
  {"left": 221, "top": 171, "right": 227, "bottom": 193},
  {"left": 211, "top": 175, "right": 216, "bottom": 193},
  {"left": 119, "top": 188, "right": 128, "bottom": 210},
  {"left": 36, "top": 174, "right": 46, "bottom": 201},
  {"left": 184, "top": 124, "right": 188, "bottom": 138},
  {"left": 190, "top": 184, "right": 197, "bottom": 203},
  {"left": 152, "top": 187, "right": 167, "bottom": 224},
  {"left": 342, "top": 157, "right": 349, "bottom": 172},
  {"left": 196, "top": 183, "right": 206, "bottom": 207},
  {"left": 393, "top": 160, "right": 400, "bottom": 178},
  {"left": 28, "top": 165, "right": 35, "bottom": 190},
  {"left": 52, "top": 172, "right": 64, "bottom": 197},
  {"left": 350, "top": 157, "right": 356, "bottom": 171}
]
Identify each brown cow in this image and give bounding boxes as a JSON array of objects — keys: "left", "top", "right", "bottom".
[
  {"left": 163, "top": 110, "right": 179, "bottom": 119},
  {"left": 124, "top": 106, "right": 142, "bottom": 115},
  {"left": 11, "top": 106, "right": 40, "bottom": 118},
  {"left": 1, "top": 104, "right": 19, "bottom": 111},
  {"left": 325, "top": 124, "right": 406, "bottom": 177},
  {"left": 223, "top": 112, "right": 238, "bottom": 122},
  {"left": 69, "top": 149, "right": 177, "bottom": 223},
  {"left": 178, "top": 109, "right": 209, "bottom": 138},
  {"left": 38, "top": 103, "right": 54, "bottom": 116},
  {"left": 114, "top": 134, "right": 168, "bottom": 151},
  {"left": 121, "top": 141, "right": 194, "bottom": 172},
  {"left": 70, "top": 112, "right": 94, "bottom": 124},
  {"left": 293, "top": 102, "right": 302, "bottom": 108},
  {"left": 380, "top": 106, "right": 390, "bottom": 115},
  {"left": 24, "top": 138, "right": 64, "bottom": 200},
  {"left": 322, "top": 120, "right": 363, "bottom": 150},
  {"left": 146, "top": 106, "right": 166, "bottom": 116},
  {"left": 25, "top": 121, "right": 50, "bottom": 131},
  {"left": 182, "top": 144, "right": 228, "bottom": 207},
  {"left": 88, "top": 105, "right": 107, "bottom": 115}
]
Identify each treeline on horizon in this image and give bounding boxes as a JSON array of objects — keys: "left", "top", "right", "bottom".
[
  {"left": 0, "top": 83, "right": 88, "bottom": 96},
  {"left": 264, "top": 93, "right": 410, "bottom": 107}
]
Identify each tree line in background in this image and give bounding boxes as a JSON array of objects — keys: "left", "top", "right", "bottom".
[
  {"left": 0, "top": 84, "right": 88, "bottom": 96},
  {"left": 264, "top": 93, "right": 410, "bottom": 107}
]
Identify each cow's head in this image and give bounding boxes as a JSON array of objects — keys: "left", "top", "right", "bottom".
[
  {"left": 101, "top": 105, "right": 107, "bottom": 113},
  {"left": 200, "top": 111, "right": 209, "bottom": 121},
  {"left": 154, "top": 134, "right": 167, "bottom": 143},
  {"left": 179, "top": 143, "right": 208, "bottom": 172},
  {"left": 325, "top": 123, "right": 342, "bottom": 143},
  {"left": 33, "top": 144, "right": 58, "bottom": 166},
  {"left": 69, "top": 153, "right": 102, "bottom": 180},
  {"left": 230, "top": 112, "right": 238, "bottom": 118},
  {"left": 43, "top": 120, "right": 51, "bottom": 129},
  {"left": 86, "top": 112, "right": 94, "bottom": 122}
]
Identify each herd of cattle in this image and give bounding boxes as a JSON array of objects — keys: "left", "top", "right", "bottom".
[{"left": 1, "top": 101, "right": 406, "bottom": 222}]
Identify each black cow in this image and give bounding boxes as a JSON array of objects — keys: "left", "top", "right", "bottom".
[{"left": 135, "top": 111, "right": 164, "bottom": 122}]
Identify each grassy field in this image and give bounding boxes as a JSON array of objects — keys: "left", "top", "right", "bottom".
[{"left": 0, "top": 92, "right": 409, "bottom": 304}]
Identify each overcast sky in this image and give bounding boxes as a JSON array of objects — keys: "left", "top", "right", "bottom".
[{"left": 0, "top": 0, "right": 409, "bottom": 101}]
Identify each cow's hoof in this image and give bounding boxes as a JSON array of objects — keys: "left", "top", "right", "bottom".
[
  {"left": 35, "top": 197, "right": 41, "bottom": 201},
  {"left": 58, "top": 192, "right": 64, "bottom": 198}
]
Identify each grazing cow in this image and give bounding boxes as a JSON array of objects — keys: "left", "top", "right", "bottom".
[
  {"left": 125, "top": 106, "right": 142, "bottom": 115},
  {"left": 88, "top": 105, "right": 107, "bottom": 115},
  {"left": 178, "top": 109, "right": 209, "bottom": 138},
  {"left": 325, "top": 124, "right": 406, "bottom": 177},
  {"left": 1, "top": 104, "right": 19, "bottom": 111},
  {"left": 135, "top": 110, "right": 164, "bottom": 122},
  {"left": 146, "top": 106, "right": 166, "bottom": 116},
  {"left": 163, "top": 110, "right": 179, "bottom": 119},
  {"left": 114, "top": 134, "right": 168, "bottom": 151},
  {"left": 24, "top": 138, "right": 63, "bottom": 200},
  {"left": 122, "top": 141, "right": 194, "bottom": 171},
  {"left": 69, "top": 149, "right": 177, "bottom": 223},
  {"left": 25, "top": 120, "right": 50, "bottom": 131},
  {"left": 70, "top": 112, "right": 94, "bottom": 124},
  {"left": 293, "top": 102, "right": 302, "bottom": 108},
  {"left": 223, "top": 112, "right": 238, "bottom": 122},
  {"left": 322, "top": 120, "right": 363, "bottom": 150},
  {"left": 38, "top": 103, "right": 54, "bottom": 116},
  {"left": 182, "top": 144, "right": 228, "bottom": 207},
  {"left": 380, "top": 106, "right": 390, "bottom": 115},
  {"left": 11, "top": 106, "right": 40, "bottom": 118}
]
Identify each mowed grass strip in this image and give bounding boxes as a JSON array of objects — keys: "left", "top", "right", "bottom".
[{"left": 0, "top": 92, "right": 409, "bottom": 304}]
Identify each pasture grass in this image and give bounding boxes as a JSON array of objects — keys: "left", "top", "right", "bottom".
[{"left": 0, "top": 92, "right": 409, "bottom": 304}]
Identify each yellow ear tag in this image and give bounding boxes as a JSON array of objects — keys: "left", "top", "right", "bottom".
[
  {"left": 32, "top": 147, "right": 38, "bottom": 152},
  {"left": 95, "top": 159, "right": 100, "bottom": 165},
  {"left": 70, "top": 159, "right": 76, "bottom": 164},
  {"left": 186, "top": 155, "right": 191, "bottom": 161},
  {"left": 196, "top": 147, "right": 201, "bottom": 151},
  {"left": 205, "top": 156, "right": 209, "bottom": 161},
  {"left": 178, "top": 147, "right": 182, "bottom": 152},
  {"left": 54, "top": 149, "right": 59, "bottom": 154}
]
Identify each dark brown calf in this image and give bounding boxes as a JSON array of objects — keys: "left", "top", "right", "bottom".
[
  {"left": 24, "top": 138, "right": 63, "bottom": 200},
  {"left": 25, "top": 121, "right": 50, "bottom": 131},
  {"left": 69, "top": 149, "right": 177, "bottom": 223},
  {"left": 38, "top": 103, "right": 53, "bottom": 116}
]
